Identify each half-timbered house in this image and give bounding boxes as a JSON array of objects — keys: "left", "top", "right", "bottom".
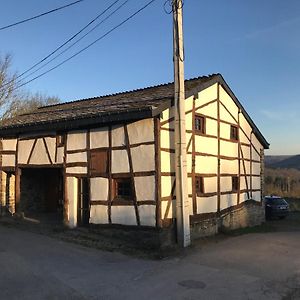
[{"left": 0, "top": 74, "right": 269, "bottom": 244}]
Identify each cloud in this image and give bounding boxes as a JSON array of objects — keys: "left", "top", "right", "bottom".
[{"left": 260, "top": 109, "right": 296, "bottom": 121}]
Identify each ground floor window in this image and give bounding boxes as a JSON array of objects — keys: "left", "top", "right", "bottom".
[
  {"left": 113, "top": 177, "right": 132, "bottom": 200},
  {"left": 195, "top": 176, "right": 204, "bottom": 196},
  {"left": 232, "top": 176, "right": 239, "bottom": 192}
]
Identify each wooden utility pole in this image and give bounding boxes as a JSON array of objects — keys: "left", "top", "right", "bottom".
[{"left": 173, "top": 0, "right": 190, "bottom": 247}]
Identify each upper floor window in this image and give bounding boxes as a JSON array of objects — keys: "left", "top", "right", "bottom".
[
  {"left": 230, "top": 125, "right": 239, "bottom": 141},
  {"left": 90, "top": 149, "right": 108, "bottom": 176},
  {"left": 232, "top": 176, "right": 239, "bottom": 192},
  {"left": 195, "top": 115, "right": 206, "bottom": 134},
  {"left": 195, "top": 176, "right": 204, "bottom": 196}
]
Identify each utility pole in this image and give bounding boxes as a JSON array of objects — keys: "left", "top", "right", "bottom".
[{"left": 172, "top": 0, "right": 191, "bottom": 247}]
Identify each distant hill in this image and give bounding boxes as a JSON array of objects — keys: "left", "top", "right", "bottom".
[{"left": 265, "top": 155, "right": 300, "bottom": 170}]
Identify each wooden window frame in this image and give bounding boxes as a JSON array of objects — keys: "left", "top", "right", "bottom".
[
  {"left": 112, "top": 177, "right": 133, "bottom": 203},
  {"left": 195, "top": 176, "right": 204, "bottom": 196},
  {"left": 194, "top": 114, "right": 206, "bottom": 135},
  {"left": 230, "top": 125, "right": 239, "bottom": 141},
  {"left": 232, "top": 176, "right": 239, "bottom": 192},
  {"left": 89, "top": 149, "right": 109, "bottom": 176}
]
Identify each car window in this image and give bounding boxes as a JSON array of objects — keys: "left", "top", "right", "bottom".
[{"left": 265, "top": 197, "right": 287, "bottom": 205}]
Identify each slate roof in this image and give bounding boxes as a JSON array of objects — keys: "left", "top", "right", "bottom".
[{"left": 0, "top": 74, "right": 269, "bottom": 148}]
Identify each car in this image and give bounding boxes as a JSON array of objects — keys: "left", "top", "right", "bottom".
[{"left": 265, "top": 196, "right": 289, "bottom": 219}]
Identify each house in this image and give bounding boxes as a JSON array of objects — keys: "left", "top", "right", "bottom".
[{"left": 0, "top": 74, "right": 269, "bottom": 245}]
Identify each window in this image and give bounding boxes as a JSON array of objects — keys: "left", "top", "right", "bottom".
[
  {"left": 232, "top": 176, "right": 239, "bottom": 192},
  {"left": 57, "top": 134, "right": 65, "bottom": 147},
  {"left": 195, "top": 176, "right": 204, "bottom": 196},
  {"left": 195, "top": 115, "right": 206, "bottom": 134},
  {"left": 90, "top": 150, "right": 108, "bottom": 176},
  {"left": 230, "top": 125, "right": 239, "bottom": 141},
  {"left": 113, "top": 178, "right": 132, "bottom": 200}
]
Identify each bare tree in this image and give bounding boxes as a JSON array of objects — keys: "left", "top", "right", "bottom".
[{"left": 0, "top": 54, "right": 60, "bottom": 120}]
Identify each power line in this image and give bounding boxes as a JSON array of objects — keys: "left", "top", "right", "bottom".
[
  {"left": 16, "top": 0, "right": 129, "bottom": 85},
  {"left": 14, "top": 0, "right": 157, "bottom": 91},
  {"left": 0, "top": 0, "right": 85, "bottom": 31},
  {"left": 5, "top": 0, "right": 122, "bottom": 88}
]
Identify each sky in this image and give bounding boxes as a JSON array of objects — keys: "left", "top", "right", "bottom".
[{"left": 0, "top": 0, "right": 299, "bottom": 155}]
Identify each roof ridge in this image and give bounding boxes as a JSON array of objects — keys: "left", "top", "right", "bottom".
[{"left": 39, "top": 73, "right": 220, "bottom": 110}]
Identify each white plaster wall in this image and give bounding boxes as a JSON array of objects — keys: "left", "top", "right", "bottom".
[
  {"left": 195, "top": 156, "right": 218, "bottom": 174},
  {"left": 111, "top": 206, "right": 137, "bottom": 226},
  {"left": 240, "top": 176, "right": 251, "bottom": 191},
  {"left": 252, "top": 137, "right": 262, "bottom": 155},
  {"left": 239, "top": 130, "right": 249, "bottom": 144},
  {"left": 90, "top": 127, "right": 109, "bottom": 148},
  {"left": 219, "top": 85, "right": 239, "bottom": 121},
  {"left": 220, "top": 193, "right": 237, "bottom": 210},
  {"left": 220, "top": 159, "right": 238, "bottom": 174},
  {"left": 2, "top": 139, "right": 17, "bottom": 151},
  {"left": 252, "top": 162, "right": 261, "bottom": 175},
  {"left": 29, "top": 139, "right": 51, "bottom": 165},
  {"left": 220, "top": 176, "right": 233, "bottom": 193},
  {"left": 160, "top": 129, "right": 172, "bottom": 149},
  {"left": 252, "top": 149, "right": 261, "bottom": 162},
  {"left": 66, "top": 152, "right": 87, "bottom": 163},
  {"left": 127, "top": 119, "right": 154, "bottom": 144},
  {"left": 241, "top": 145, "right": 251, "bottom": 160},
  {"left": 67, "top": 177, "right": 78, "bottom": 228},
  {"left": 160, "top": 108, "right": 174, "bottom": 130},
  {"left": 219, "top": 123, "right": 231, "bottom": 140},
  {"left": 220, "top": 140, "right": 238, "bottom": 158},
  {"left": 195, "top": 135, "right": 218, "bottom": 155},
  {"left": 240, "top": 160, "right": 251, "bottom": 175},
  {"left": 197, "top": 83, "right": 218, "bottom": 104},
  {"left": 185, "top": 95, "right": 194, "bottom": 112},
  {"left": 18, "top": 140, "right": 35, "bottom": 164},
  {"left": 67, "top": 131, "right": 86, "bottom": 150},
  {"left": 66, "top": 167, "right": 87, "bottom": 174},
  {"left": 161, "top": 151, "right": 174, "bottom": 173},
  {"left": 89, "top": 205, "right": 108, "bottom": 224},
  {"left": 186, "top": 153, "right": 192, "bottom": 174},
  {"left": 161, "top": 200, "right": 173, "bottom": 219},
  {"left": 197, "top": 101, "right": 218, "bottom": 119},
  {"left": 90, "top": 177, "right": 108, "bottom": 200},
  {"left": 240, "top": 192, "right": 249, "bottom": 203},
  {"left": 161, "top": 176, "right": 174, "bottom": 197},
  {"left": 187, "top": 177, "right": 192, "bottom": 195},
  {"left": 112, "top": 125, "right": 125, "bottom": 147},
  {"left": 56, "top": 147, "right": 64, "bottom": 164},
  {"left": 252, "top": 176, "right": 261, "bottom": 190},
  {"left": 252, "top": 191, "right": 261, "bottom": 202},
  {"left": 111, "top": 150, "right": 129, "bottom": 173},
  {"left": 239, "top": 114, "right": 252, "bottom": 140},
  {"left": 196, "top": 196, "right": 218, "bottom": 214},
  {"left": 44, "top": 137, "right": 56, "bottom": 163},
  {"left": 135, "top": 176, "right": 155, "bottom": 201},
  {"left": 138, "top": 205, "right": 156, "bottom": 227},
  {"left": 206, "top": 119, "right": 218, "bottom": 136},
  {"left": 2, "top": 155, "right": 15, "bottom": 167},
  {"left": 131, "top": 145, "right": 155, "bottom": 172},
  {"left": 185, "top": 110, "right": 193, "bottom": 131},
  {"left": 204, "top": 177, "right": 217, "bottom": 193}
]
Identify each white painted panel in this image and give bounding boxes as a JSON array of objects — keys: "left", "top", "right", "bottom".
[
  {"left": 56, "top": 147, "right": 64, "bottom": 164},
  {"left": 131, "top": 145, "right": 155, "bottom": 172},
  {"left": 186, "top": 111, "right": 193, "bottom": 131},
  {"left": 240, "top": 176, "right": 247, "bottom": 190},
  {"left": 196, "top": 196, "right": 217, "bottom": 214},
  {"left": 29, "top": 139, "right": 50, "bottom": 165},
  {"left": 66, "top": 167, "right": 87, "bottom": 174},
  {"left": 252, "top": 149, "right": 261, "bottom": 162},
  {"left": 197, "top": 83, "right": 218, "bottom": 104},
  {"left": 241, "top": 145, "right": 251, "bottom": 160},
  {"left": 67, "top": 152, "right": 87, "bottom": 163},
  {"left": 197, "top": 101, "right": 218, "bottom": 119},
  {"left": 90, "top": 127, "right": 109, "bottom": 148},
  {"left": 252, "top": 176, "right": 261, "bottom": 190},
  {"left": 160, "top": 108, "right": 174, "bottom": 130},
  {"left": 219, "top": 105, "right": 237, "bottom": 125},
  {"left": 240, "top": 192, "right": 248, "bottom": 203},
  {"left": 44, "top": 137, "right": 56, "bottom": 163},
  {"left": 252, "top": 162, "right": 261, "bottom": 175},
  {"left": 138, "top": 205, "right": 156, "bottom": 227},
  {"left": 239, "top": 114, "right": 252, "bottom": 140},
  {"left": 111, "top": 206, "right": 137, "bottom": 226},
  {"left": 111, "top": 150, "right": 129, "bottom": 173},
  {"left": 67, "top": 131, "right": 86, "bottom": 151},
  {"left": 161, "top": 151, "right": 174, "bottom": 173},
  {"left": 127, "top": 119, "right": 154, "bottom": 144},
  {"left": 161, "top": 176, "right": 174, "bottom": 197},
  {"left": 161, "top": 200, "right": 173, "bottom": 219},
  {"left": 2, "top": 155, "right": 15, "bottom": 167},
  {"left": 204, "top": 177, "right": 217, "bottom": 194},
  {"left": 252, "top": 136, "right": 263, "bottom": 154},
  {"left": 220, "top": 176, "right": 233, "bottom": 193},
  {"left": 194, "top": 135, "right": 218, "bottom": 155},
  {"left": 252, "top": 191, "right": 261, "bottom": 202},
  {"left": 220, "top": 193, "right": 238, "bottom": 210},
  {"left": 112, "top": 125, "right": 125, "bottom": 147},
  {"left": 2, "top": 139, "right": 17, "bottom": 151},
  {"left": 206, "top": 119, "right": 218, "bottom": 136},
  {"left": 90, "top": 177, "right": 108, "bottom": 201},
  {"left": 195, "top": 156, "right": 218, "bottom": 174},
  {"left": 160, "top": 129, "right": 172, "bottom": 149},
  {"left": 240, "top": 160, "right": 251, "bottom": 175},
  {"left": 187, "top": 177, "right": 192, "bottom": 195},
  {"left": 186, "top": 133, "right": 192, "bottom": 151},
  {"left": 185, "top": 95, "right": 194, "bottom": 112},
  {"left": 240, "top": 129, "right": 249, "bottom": 144},
  {"left": 18, "top": 140, "right": 35, "bottom": 164},
  {"left": 219, "top": 85, "right": 239, "bottom": 121},
  {"left": 186, "top": 153, "right": 192, "bottom": 174},
  {"left": 220, "top": 140, "right": 238, "bottom": 158},
  {"left": 135, "top": 176, "right": 155, "bottom": 201},
  {"left": 220, "top": 159, "right": 238, "bottom": 174},
  {"left": 89, "top": 205, "right": 108, "bottom": 224},
  {"left": 220, "top": 123, "right": 231, "bottom": 140},
  {"left": 67, "top": 177, "right": 78, "bottom": 228}
]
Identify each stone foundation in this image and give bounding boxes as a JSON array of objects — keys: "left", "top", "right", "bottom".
[{"left": 191, "top": 200, "right": 265, "bottom": 239}]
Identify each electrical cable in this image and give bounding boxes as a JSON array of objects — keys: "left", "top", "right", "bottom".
[{"left": 0, "top": 0, "right": 85, "bottom": 31}]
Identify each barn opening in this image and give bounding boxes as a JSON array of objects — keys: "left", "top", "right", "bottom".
[{"left": 20, "top": 168, "right": 63, "bottom": 223}]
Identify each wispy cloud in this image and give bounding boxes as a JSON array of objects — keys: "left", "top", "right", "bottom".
[{"left": 260, "top": 109, "right": 297, "bottom": 121}]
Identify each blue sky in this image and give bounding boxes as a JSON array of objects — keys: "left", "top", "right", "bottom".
[{"left": 0, "top": 0, "right": 299, "bottom": 155}]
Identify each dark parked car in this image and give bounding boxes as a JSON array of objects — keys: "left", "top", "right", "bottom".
[{"left": 265, "top": 196, "right": 289, "bottom": 219}]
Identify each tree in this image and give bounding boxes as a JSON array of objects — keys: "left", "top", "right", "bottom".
[{"left": 0, "top": 54, "right": 59, "bottom": 120}]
